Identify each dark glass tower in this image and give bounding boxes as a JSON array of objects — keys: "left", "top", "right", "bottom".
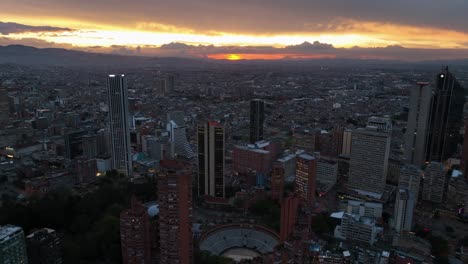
[
  {"left": 250, "top": 99, "right": 265, "bottom": 144},
  {"left": 425, "top": 67, "right": 465, "bottom": 163},
  {"left": 198, "top": 122, "right": 225, "bottom": 198}
]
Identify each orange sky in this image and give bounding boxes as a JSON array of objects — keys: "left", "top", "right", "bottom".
[{"left": 1, "top": 0, "right": 468, "bottom": 60}]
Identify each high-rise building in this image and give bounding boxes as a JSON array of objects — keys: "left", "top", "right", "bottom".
[
  {"left": 317, "top": 158, "right": 338, "bottom": 185},
  {"left": 0, "top": 225, "right": 28, "bottom": 264},
  {"left": 271, "top": 162, "right": 285, "bottom": 201},
  {"left": 120, "top": 197, "right": 152, "bottom": 264},
  {"left": 425, "top": 68, "right": 465, "bottom": 163},
  {"left": 294, "top": 154, "right": 317, "bottom": 207},
  {"left": 279, "top": 194, "right": 300, "bottom": 242},
  {"left": 348, "top": 126, "right": 391, "bottom": 195},
  {"left": 198, "top": 122, "right": 225, "bottom": 198},
  {"left": 26, "top": 228, "right": 62, "bottom": 264},
  {"left": 107, "top": 74, "right": 132, "bottom": 176},
  {"left": 341, "top": 129, "right": 352, "bottom": 156},
  {"left": 334, "top": 213, "right": 381, "bottom": 245},
  {"left": 399, "top": 164, "right": 422, "bottom": 202},
  {"left": 250, "top": 99, "right": 265, "bottom": 144},
  {"left": 461, "top": 119, "right": 468, "bottom": 180},
  {"left": 232, "top": 140, "right": 278, "bottom": 176},
  {"left": 292, "top": 129, "right": 316, "bottom": 153},
  {"left": 75, "top": 157, "right": 97, "bottom": 183},
  {"left": 64, "top": 130, "right": 87, "bottom": 159},
  {"left": 166, "top": 120, "right": 194, "bottom": 159},
  {"left": 404, "top": 82, "right": 432, "bottom": 166},
  {"left": 164, "top": 74, "right": 175, "bottom": 95},
  {"left": 394, "top": 188, "right": 415, "bottom": 233},
  {"left": 422, "top": 162, "right": 446, "bottom": 204},
  {"left": 0, "top": 87, "right": 9, "bottom": 127},
  {"left": 158, "top": 160, "right": 192, "bottom": 264},
  {"left": 81, "top": 135, "right": 97, "bottom": 159}
]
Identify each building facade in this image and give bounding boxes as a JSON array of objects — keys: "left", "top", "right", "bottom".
[
  {"left": 0, "top": 225, "right": 28, "bottom": 264},
  {"left": 250, "top": 99, "right": 265, "bottom": 144},
  {"left": 348, "top": 127, "right": 391, "bottom": 195},
  {"left": 404, "top": 82, "right": 432, "bottom": 166},
  {"left": 422, "top": 162, "right": 446, "bottom": 204},
  {"left": 425, "top": 68, "right": 465, "bottom": 163},
  {"left": 399, "top": 164, "right": 422, "bottom": 202},
  {"left": 198, "top": 122, "right": 225, "bottom": 198},
  {"left": 158, "top": 160, "right": 192, "bottom": 264},
  {"left": 107, "top": 74, "right": 132, "bottom": 176},
  {"left": 294, "top": 154, "right": 317, "bottom": 207},
  {"left": 394, "top": 188, "right": 415, "bottom": 232}
]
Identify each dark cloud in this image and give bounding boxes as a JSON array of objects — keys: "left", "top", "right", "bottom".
[
  {"left": 0, "top": 21, "right": 73, "bottom": 35},
  {"left": 1, "top": 1, "right": 467, "bottom": 34}
]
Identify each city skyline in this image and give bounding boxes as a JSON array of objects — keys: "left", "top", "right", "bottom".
[{"left": 1, "top": 1, "right": 468, "bottom": 60}]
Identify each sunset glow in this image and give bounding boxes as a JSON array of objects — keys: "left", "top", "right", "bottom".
[{"left": 1, "top": 0, "right": 468, "bottom": 60}]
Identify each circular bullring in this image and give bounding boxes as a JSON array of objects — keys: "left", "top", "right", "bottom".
[{"left": 199, "top": 224, "right": 280, "bottom": 261}]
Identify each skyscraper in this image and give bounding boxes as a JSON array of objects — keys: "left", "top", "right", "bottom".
[
  {"left": 348, "top": 126, "right": 391, "bottom": 195},
  {"left": 158, "top": 160, "right": 192, "bottom": 264},
  {"left": 107, "top": 74, "right": 132, "bottom": 176},
  {"left": 198, "top": 122, "right": 225, "bottom": 198},
  {"left": 120, "top": 197, "right": 152, "bottom": 264},
  {"left": 404, "top": 82, "right": 431, "bottom": 166},
  {"left": 294, "top": 154, "right": 317, "bottom": 207},
  {"left": 462, "top": 119, "right": 468, "bottom": 180},
  {"left": 0, "top": 225, "right": 28, "bottom": 264},
  {"left": 26, "top": 228, "right": 62, "bottom": 264},
  {"left": 0, "top": 86, "right": 9, "bottom": 127},
  {"left": 394, "top": 188, "right": 415, "bottom": 233},
  {"left": 422, "top": 162, "right": 446, "bottom": 204},
  {"left": 399, "top": 164, "right": 422, "bottom": 202},
  {"left": 271, "top": 162, "right": 285, "bottom": 201},
  {"left": 250, "top": 99, "right": 265, "bottom": 144},
  {"left": 425, "top": 68, "right": 465, "bottom": 163}
]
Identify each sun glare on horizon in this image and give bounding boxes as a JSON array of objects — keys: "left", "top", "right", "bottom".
[{"left": 226, "top": 54, "right": 242, "bottom": 60}]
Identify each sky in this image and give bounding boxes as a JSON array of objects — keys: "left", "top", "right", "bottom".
[{"left": 1, "top": 0, "right": 468, "bottom": 60}]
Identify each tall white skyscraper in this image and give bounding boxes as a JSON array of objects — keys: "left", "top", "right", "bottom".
[
  {"left": 348, "top": 126, "right": 391, "bottom": 195},
  {"left": 107, "top": 74, "right": 132, "bottom": 176}
]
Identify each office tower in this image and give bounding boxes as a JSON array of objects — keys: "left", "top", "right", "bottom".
[
  {"left": 107, "top": 74, "right": 132, "bottom": 176},
  {"left": 75, "top": 157, "right": 97, "bottom": 183},
  {"left": 271, "top": 162, "right": 285, "bottom": 201},
  {"left": 280, "top": 194, "right": 300, "bottom": 242},
  {"left": 166, "top": 120, "right": 194, "bottom": 159},
  {"left": 292, "top": 128, "right": 316, "bottom": 153},
  {"left": 317, "top": 158, "right": 338, "bottom": 185},
  {"left": 348, "top": 126, "right": 391, "bottom": 195},
  {"left": 158, "top": 160, "right": 192, "bottom": 264},
  {"left": 96, "top": 129, "right": 111, "bottom": 156},
  {"left": 294, "top": 154, "right": 317, "bottom": 207},
  {"left": 0, "top": 225, "right": 28, "bottom": 264},
  {"left": 198, "top": 122, "right": 225, "bottom": 198},
  {"left": 26, "top": 228, "right": 62, "bottom": 264},
  {"left": 461, "top": 119, "right": 468, "bottom": 180},
  {"left": 164, "top": 74, "right": 175, "bottom": 95},
  {"left": 0, "top": 87, "right": 9, "bottom": 127},
  {"left": 250, "top": 99, "right": 265, "bottom": 144},
  {"left": 81, "top": 135, "right": 97, "bottom": 159},
  {"left": 394, "top": 189, "right": 416, "bottom": 232},
  {"left": 399, "top": 164, "right": 422, "bottom": 202},
  {"left": 425, "top": 68, "right": 465, "bottom": 163},
  {"left": 422, "top": 162, "right": 446, "bottom": 204},
  {"left": 120, "top": 197, "right": 152, "bottom": 264},
  {"left": 404, "top": 82, "right": 432, "bottom": 166},
  {"left": 341, "top": 129, "right": 352, "bottom": 156},
  {"left": 331, "top": 126, "right": 345, "bottom": 158},
  {"left": 64, "top": 130, "right": 87, "bottom": 159}
]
